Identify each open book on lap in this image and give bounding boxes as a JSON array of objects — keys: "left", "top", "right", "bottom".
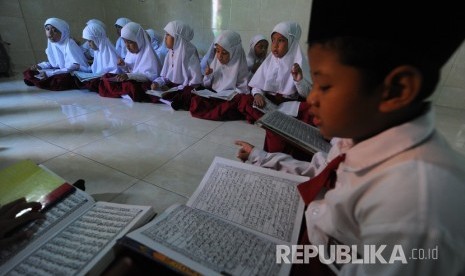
[
  {"left": 192, "top": 89, "right": 237, "bottom": 101},
  {"left": 257, "top": 110, "right": 331, "bottom": 154},
  {"left": 146, "top": 87, "right": 179, "bottom": 98},
  {"left": 72, "top": 71, "right": 103, "bottom": 82},
  {"left": 122, "top": 157, "right": 308, "bottom": 276}
]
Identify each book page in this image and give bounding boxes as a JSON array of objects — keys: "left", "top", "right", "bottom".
[
  {"left": 73, "top": 71, "right": 103, "bottom": 81},
  {"left": 1, "top": 197, "right": 154, "bottom": 276},
  {"left": 257, "top": 110, "right": 331, "bottom": 153},
  {"left": 146, "top": 87, "right": 178, "bottom": 97},
  {"left": 191, "top": 89, "right": 215, "bottom": 98},
  {"left": 253, "top": 96, "right": 278, "bottom": 114},
  {"left": 126, "top": 204, "right": 292, "bottom": 276},
  {"left": 187, "top": 157, "right": 307, "bottom": 243},
  {"left": 277, "top": 101, "right": 300, "bottom": 117}
]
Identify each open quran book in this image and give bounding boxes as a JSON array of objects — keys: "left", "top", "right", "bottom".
[
  {"left": 0, "top": 162, "right": 155, "bottom": 276},
  {"left": 257, "top": 110, "right": 331, "bottom": 154},
  {"left": 192, "top": 89, "right": 237, "bottom": 101},
  {"left": 72, "top": 71, "right": 103, "bottom": 82},
  {"left": 145, "top": 87, "right": 179, "bottom": 98},
  {"left": 121, "top": 157, "right": 308, "bottom": 276}
]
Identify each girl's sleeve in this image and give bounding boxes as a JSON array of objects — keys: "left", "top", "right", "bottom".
[{"left": 294, "top": 77, "right": 312, "bottom": 98}]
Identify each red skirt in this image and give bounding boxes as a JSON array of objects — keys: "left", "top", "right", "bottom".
[
  {"left": 74, "top": 77, "right": 101, "bottom": 92},
  {"left": 23, "top": 69, "right": 78, "bottom": 91},
  {"left": 98, "top": 73, "right": 152, "bottom": 102},
  {"left": 189, "top": 93, "right": 245, "bottom": 121}
]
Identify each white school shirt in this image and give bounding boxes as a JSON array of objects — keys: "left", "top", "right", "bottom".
[
  {"left": 248, "top": 106, "right": 465, "bottom": 275},
  {"left": 153, "top": 20, "right": 202, "bottom": 90},
  {"left": 38, "top": 18, "right": 90, "bottom": 76},
  {"left": 120, "top": 22, "right": 161, "bottom": 82},
  {"left": 202, "top": 30, "right": 249, "bottom": 94}
]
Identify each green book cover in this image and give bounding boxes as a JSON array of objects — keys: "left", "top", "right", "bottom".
[{"left": 0, "top": 160, "right": 65, "bottom": 205}]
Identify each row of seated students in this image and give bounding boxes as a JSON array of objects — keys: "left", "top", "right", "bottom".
[{"left": 23, "top": 17, "right": 314, "bottom": 159}]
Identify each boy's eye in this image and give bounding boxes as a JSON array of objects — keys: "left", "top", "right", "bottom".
[{"left": 320, "top": 85, "right": 331, "bottom": 92}]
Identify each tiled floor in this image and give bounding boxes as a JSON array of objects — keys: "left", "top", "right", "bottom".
[{"left": 1, "top": 77, "right": 464, "bottom": 214}]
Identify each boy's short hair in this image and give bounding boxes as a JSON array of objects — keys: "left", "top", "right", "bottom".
[{"left": 308, "top": 0, "right": 465, "bottom": 101}]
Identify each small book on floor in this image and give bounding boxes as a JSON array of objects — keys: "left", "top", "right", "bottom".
[
  {"left": 72, "top": 71, "right": 103, "bottom": 82},
  {"left": 0, "top": 160, "right": 155, "bottom": 276},
  {"left": 146, "top": 87, "right": 179, "bottom": 97},
  {"left": 256, "top": 110, "right": 332, "bottom": 154},
  {"left": 192, "top": 89, "right": 237, "bottom": 101},
  {"left": 119, "top": 156, "right": 308, "bottom": 276}
]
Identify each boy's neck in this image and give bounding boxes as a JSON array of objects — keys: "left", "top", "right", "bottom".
[{"left": 353, "top": 102, "right": 428, "bottom": 144}]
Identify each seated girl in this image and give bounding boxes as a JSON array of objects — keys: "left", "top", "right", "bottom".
[
  {"left": 246, "top": 34, "right": 269, "bottom": 80},
  {"left": 24, "top": 18, "right": 90, "bottom": 91},
  {"left": 150, "top": 20, "right": 202, "bottom": 104},
  {"left": 190, "top": 30, "right": 250, "bottom": 120},
  {"left": 237, "top": 21, "right": 313, "bottom": 157},
  {"left": 75, "top": 23, "right": 120, "bottom": 92},
  {"left": 80, "top": 19, "right": 107, "bottom": 61},
  {"left": 146, "top": 29, "right": 169, "bottom": 66},
  {"left": 98, "top": 22, "right": 161, "bottom": 102},
  {"left": 114, "top": 17, "right": 131, "bottom": 60}
]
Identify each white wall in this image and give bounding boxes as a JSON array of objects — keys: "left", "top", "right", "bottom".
[{"left": 0, "top": 0, "right": 464, "bottom": 109}]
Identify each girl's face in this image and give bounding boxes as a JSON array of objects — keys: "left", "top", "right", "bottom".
[
  {"left": 271, "top": 32, "right": 288, "bottom": 58},
  {"left": 165, "top": 33, "right": 174, "bottom": 49},
  {"left": 215, "top": 45, "right": 230, "bottom": 65},
  {"left": 87, "top": 40, "right": 98, "bottom": 50},
  {"left": 123, "top": 38, "right": 139, "bottom": 53},
  {"left": 307, "top": 44, "right": 383, "bottom": 142},
  {"left": 116, "top": 25, "right": 122, "bottom": 37},
  {"left": 254, "top": 40, "right": 268, "bottom": 59},
  {"left": 45, "top": 25, "right": 61, "bottom": 43}
]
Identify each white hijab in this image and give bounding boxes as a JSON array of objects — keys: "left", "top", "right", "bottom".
[
  {"left": 209, "top": 30, "right": 249, "bottom": 94},
  {"left": 160, "top": 20, "right": 202, "bottom": 86},
  {"left": 121, "top": 22, "right": 161, "bottom": 80},
  {"left": 115, "top": 17, "right": 131, "bottom": 59},
  {"left": 86, "top": 19, "right": 106, "bottom": 30},
  {"left": 246, "top": 34, "right": 267, "bottom": 72},
  {"left": 248, "top": 21, "right": 309, "bottom": 96},
  {"left": 146, "top": 29, "right": 169, "bottom": 64},
  {"left": 44, "top": 18, "right": 90, "bottom": 71},
  {"left": 82, "top": 23, "right": 119, "bottom": 74}
]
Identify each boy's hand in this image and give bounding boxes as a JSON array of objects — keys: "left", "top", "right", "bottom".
[
  {"left": 253, "top": 94, "right": 266, "bottom": 108},
  {"left": 0, "top": 198, "right": 45, "bottom": 247},
  {"left": 291, "top": 63, "right": 303, "bottom": 82},
  {"left": 235, "top": 140, "right": 255, "bottom": 162}
]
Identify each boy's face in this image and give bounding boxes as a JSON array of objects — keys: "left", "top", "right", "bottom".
[
  {"left": 254, "top": 40, "right": 268, "bottom": 59},
  {"left": 271, "top": 32, "right": 288, "bottom": 58},
  {"left": 165, "top": 33, "right": 174, "bottom": 49},
  {"left": 215, "top": 45, "right": 230, "bottom": 65},
  {"left": 123, "top": 38, "right": 139, "bottom": 53},
  {"left": 307, "top": 44, "right": 383, "bottom": 141},
  {"left": 45, "top": 25, "right": 61, "bottom": 43}
]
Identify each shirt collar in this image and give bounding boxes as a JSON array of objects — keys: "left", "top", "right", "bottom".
[{"left": 339, "top": 104, "right": 435, "bottom": 172}]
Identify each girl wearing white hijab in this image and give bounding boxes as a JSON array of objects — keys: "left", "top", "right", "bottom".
[
  {"left": 151, "top": 20, "right": 202, "bottom": 92},
  {"left": 114, "top": 17, "right": 131, "bottom": 59},
  {"left": 246, "top": 34, "right": 269, "bottom": 79},
  {"left": 81, "top": 19, "right": 107, "bottom": 60},
  {"left": 82, "top": 23, "right": 119, "bottom": 75},
  {"left": 98, "top": 22, "right": 161, "bottom": 102},
  {"left": 24, "top": 17, "right": 90, "bottom": 90},
  {"left": 146, "top": 29, "right": 169, "bottom": 66},
  {"left": 190, "top": 30, "right": 250, "bottom": 120},
  {"left": 248, "top": 21, "right": 310, "bottom": 107}
]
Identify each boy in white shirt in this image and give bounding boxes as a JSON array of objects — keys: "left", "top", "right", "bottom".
[{"left": 236, "top": 0, "right": 465, "bottom": 274}]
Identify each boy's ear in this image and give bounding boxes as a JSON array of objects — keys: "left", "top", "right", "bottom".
[{"left": 379, "top": 66, "right": 422, "bottom": 113}]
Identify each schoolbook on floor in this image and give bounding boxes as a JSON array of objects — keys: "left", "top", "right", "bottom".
[
  {"left": 119, "top": 157, "right": 308, "bottom": 276},
  {"left": 0, "top": 160, "right": 155, "bottom": 276}
]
